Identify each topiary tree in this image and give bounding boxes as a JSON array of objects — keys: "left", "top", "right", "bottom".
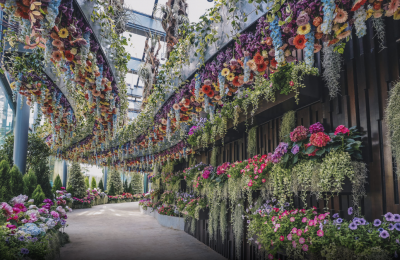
[
  {"left": 131, "top": 173, "right": 143, "bottom": 194},
  {"left": 84, "top": 177, "right": 89, "bottom": 189},
  {"left": 0, "top": 160, "right": 11, "bottom": 202},
  {"left": 98, "top": 179, "right": 104, "bottom": 191},
  {"left": 123, "top": 179, "right": 128, "bottom": 193},
  {"left": 66, "top": 185, "right": 73, "bottom": 194},
  {"left": 128, "top": 182, "right": 133, "bottom": 193},
  {"left": 90, "top": 177, "right": 97, "bottom": 190},
  {"left": 67, "top": 162, "right": 86, "bottom": 198},
  {"left": 9, "top": 165, "right": 24, "bottom": 197},
  {"left": 32, "top": 184, "right": 46, "bottom": 205},
  {"left": 23, "top": 169, "right": 37, "bottom": 197},
  {"left": 108, "top": 182, "right": 116, "bottom": 196},
  {"left": 107, "top": 168, "right": 123, "bottom": 194},
  {"left": 52, "top": 174, "right": 63, "bottom": 194}
]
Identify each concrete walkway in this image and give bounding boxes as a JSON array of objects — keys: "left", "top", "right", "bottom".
[{"left": 60, "top": 202, "right": 226, "bottom": 260}]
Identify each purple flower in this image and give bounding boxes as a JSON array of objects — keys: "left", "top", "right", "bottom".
[
  {"left": 388, "top": 223, "right": 395, "bottom": 230},
  {"left": 291, "top": 145, "right": 300, "bottom": 155},
  {"left": 296, "top": 12, "right": 310, "bottom": 26},
  {"left": 333, "top": 213, "right": 339, "bottom": 219},
  {"left": 384, "top": 212, "right": 394, "bottom": 221},
  {"left": 247, "top": 220, "right": 250, "bottom": 224},
  {"left": 393, "top": 214, "right": 400, "bottom": 222},
  {"left": 349, "top": 222, "right": 358, "bottom": 230},
  {"left": 309, "top": 122, "right": 324, "bottom": 134},
  {"left": 275, "top": 142, "right": 289, "bottom": 155},
  {"left": 380, "top": 230, "right": 389, "bottom": 239},
  {"left": 359, "top": 218, "right": 366, "bottom": 225},
  {"left": 395, "top": 223, "right": 400, "bottom": 231},
  {"left": 354, "top": 220, "right": 361, "bottom": 225},
  {"left": 21, "top": 248, "right": 29, "bottom": 255},
  {"left": 18, "top": 236, "right": 24, "bottom": 241},
  {"left": 373, "top": 219, "right": 382, "bottom": 227},
  {"left": 348, "top": 207, "right": 353, "bottom": 215}
]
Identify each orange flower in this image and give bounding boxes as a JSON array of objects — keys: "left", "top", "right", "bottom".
[
  {"left": 328, "top": 38, "right": 339, "bottom": 46},
  {"left": 337, "top": 30, "right": 351, "bottom": 40},
  {"left": 232, "top": 76, "right": 242, "bottom": 87},
  {"left": 373, "top": 2, "right": 381, "bottom": 10},
  {"left": 334, "top": 9, "right": 348, "bottom": 23},
  {"left": 206, "top": 90, "right": 215, "bottom": 98},
  {"left": 314, "top": 44, "right": 322, "bottom": 53},
  {"left": 315, "top": 32, "right": 323, "bottom": 40},
  {"left": 52, "top": 51, "right": 62, "bottom": 62},
  {"left": 254, "top": 52, "right": 264, "bottom": 65},
  {"left": 265, "top": 37, "right": 273, "bottom": 45},
  {"left": 65, "top": 50, "right": 74, "bottom": 61},
  {"left": 313, "top": 17, "right": 322, "bottom": 27},
  {"left": 181, "top": 106, "right": 188, "bottom": 112},
  {"left": 257, "top": 62, "right": 268, "bottom": 72},
  {"left": 202, "top": 85, "right": 211, "bottom": 94},
  {"left": 293, "top": 35, "right": 307, "bottom": 49}
]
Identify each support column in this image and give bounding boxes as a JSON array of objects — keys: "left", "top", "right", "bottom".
[
  {"left": 62, "top": 160, "right": 67, "bottom": 187},
  {"left": 143, "top": 173, "right": 148, "bottom": 193},
  {"left": 31, "top": 103, "right": 38, "bottom": 132},
  {"left": 103, "top": 167, "right": 108, "bottom": 191},
  {"left": 13, "top": 94, "right": 30, "bottom": 175}
]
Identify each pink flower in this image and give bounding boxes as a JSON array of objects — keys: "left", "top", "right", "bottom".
[
  {"left": 21, "top": 219, "right": 29, "bottom": 223},
  {"left": 280, "top": 236, "right": 284, "bottom": 241},
  {"left": 262, "top": 178, "right": 266, "bottom": 183},
  {"left": 291, "top": 227, "right": 298, "bottom": 234},
  {"left": 334, "top": 125, "right": 350, "bottom": 135},
  {"left": 308, "top": 220, "right": 314, "bottom": 226},
  {"left": 6, "top": 224, "right": 16, "bottom": 229},
  {"left": 290, "top": 126, "right": 309, "bottom": 142},
  {"left": 1, "top": 202, "right": 13, "bottom": 216},
  {"left": 297, "top": 229, "right": 303, "bottom": 236},
  {"left": 302, "top": 244, "right": 309, "bottom": 252},
  {"left": 302, "top": 217, "right": 308, "bottom": 223},
  {"left": 318, "top": 214, "right": 326, "bottom": 220},
  {"left": 304, "top": 226, "right": 308, "bottom": 233},
  {"left": 317, "top": 229, "right": 324, "bottom": 237},
  {"left": 292, "top": 241, "right": 297, "bottom": 248},
  {"left": 299, "top": 237, "right": 305, "bottom": 244},
  {"left": 248, "top": 182, "right": 253, "bottom": 187},
  {"left": 290, "top": 217, "right": 295, "bottom": 222},
  {"left": 50, "top": 211, "right": 60, "bottom": 219},
  {"left": 254, "top": 175, "right": 259, "bottom": 179},
  {"left": 12, "top": 207, "right": 21, "bottom": 214},
  {"left": 268, "top": 254, "right": 274, "bottom": 259},
  {"left": 310, "top": 132, "right": 331, "bottom": 147},
  {"left": 287, "top": 234, "right": 292, "bottom": 240}
]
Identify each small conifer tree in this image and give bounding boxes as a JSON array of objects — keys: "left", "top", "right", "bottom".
[
  {"left": 98, "top": 179, "right": 104, "bottom": 191},
  {"left": 0, "top": 160, "right": 11, "bottom": 201},
  {"left": 90, "top": 177, "right": 97, "bottom": 189},
  {"left": 67, "top": 163, "right": 86, "bottom": 198},
  {"left": 131, "top": 173, "right": 143, "bottom": 194},
  {"left": 52, "top": 174, "right": 63, "bottom": 194},
  {"left": 107, "top": 168, "right": 123, "bottom": 194},
  {"left": 108, "top": 182, "right": 116, "bottom": 196},
  {"left": 32, "top": 184, "right": 46, "bottom": 204},
  {"left": 23, "top": 169, "right": 37, "bottom": 197},
  {"left": 9, "top": 165, "right": 24, "bottom": 197},
  {"left": 84, "top": 177, "right": 89, "bottom": 189}
]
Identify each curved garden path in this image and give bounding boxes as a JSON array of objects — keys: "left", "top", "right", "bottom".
[{"left": 60, "top": 202, "right": 226, "bottom": 260}]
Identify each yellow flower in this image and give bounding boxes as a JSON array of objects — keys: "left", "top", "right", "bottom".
[
  {"left": 58, "top": 28, "right": 69, "bottom": 38},
  {"left": 366, "top": 8, "right": 374, "bottom": 19},
  {"left": 394, "top": 8, "right": 400, "bottom": 20},
  {"left": 297, "top": 23, "right": 311, "bottom": 35},
  {"left": 198, "top": 96, "right": 205, "bottom": 102},
  {"left": 335, "top": 23, "right": 348, "bottom": 36},
  {"left": 227, "top": 73, "right": 235, "bottom": 81},
  {"left": 199, "top": 91, "right": 204, "bottom": 96},
  {"left": 213, "top": 83, "right": 220, "bottom": 91},
  {"left": 70, "top": 48, "right": 78, "bottom": 55},
  {"left": 221, "top": 68, "right": 230, "bottom": 76},
  {"left": 195, "top": 107, "right": 202, "bottom": 112}
]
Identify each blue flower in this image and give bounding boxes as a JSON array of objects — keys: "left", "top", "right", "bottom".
[
  {"left": 333, "top": 213, "right": 339, "bottom": 219},
  {"left": 336, "top": 218, "right": 343, "bottom": 224},
  {"left": 18, "top": 236, "right": 24, "bottom": 241},
  {"left": 380, "top": 230, "right": 389, "bottom": 239},
  {"left": 349, "top": 222, "right": 358, "bottom": 230},
  {"left": 378, "top": 228, "right": 384, "bottom": 232},
  {"left": 348, "top": 207, "right": 353, "bottom": 215},
  {"left": 359, "top": 218, "right": 366, "bottom": 225},
  {"left": 21, "top": 248, "right": 29, "bottom": 255},
  {"left": 385, "top": 212, "right": 395, "bottom": 222},
  {"left": 394, "top": 223, "right": 400, "bottom": 231},
  {"left": 388, "top": 224, "right": 395, "bottom": 231}
]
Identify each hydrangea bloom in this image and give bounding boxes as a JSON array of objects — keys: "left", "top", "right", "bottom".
[
  {"left": 309, "top": 122, "right": 324, "bottom": 134},
  {"left": 290, "top": 126, "right": 308, "bottom": 142},
  {"left": 291, "top": 145, "right": 300, "bottom": 155},
  {"left": 334, "top": 125, "right": 350, "bottom": 135},
  {"left": 310, "top": 132, "right": 331, "bottom": 147}
]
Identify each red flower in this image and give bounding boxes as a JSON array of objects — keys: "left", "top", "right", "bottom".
[
  {"left": 351, "top": 0, "right": 367, "bottom": 11},
  {"left": 334, "top": 125, "right": 350, "bottom": 136},
  {"left": 65, "top": 50, "right": 74, "bottom": 61},
  {"left": 257, "top": 62, "right": 268, "bottom": 72},
  {"left": 270, "top": 58, "right": 278, "bottom": 68},
  {"left": 293, "top": 35, "right": 307, "bottom": 49},
  {"left": 202, "top": 85, "right": 211, "bottom": 94},
  {"left": 310, "top": 132, "right": 331, "bottom": 148},
  {"left": 232, "top": 76, "right": 242, "bottom": 87},
  {"left": 206, "top": 90, "right": 215, "bottom": 98},
  {"left": 280, "top": 236, "right": 285, "bottom": 241},
  {"left": 254, "top": 52, "right": 264, "bottom": 65},
  {"left": 181, "top": 106, "right": 188, "bottom": 112}
]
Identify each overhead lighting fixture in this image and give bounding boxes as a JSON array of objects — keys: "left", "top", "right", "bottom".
[{"left": 207, "top": 0, "right": 213, "bottom": 1}]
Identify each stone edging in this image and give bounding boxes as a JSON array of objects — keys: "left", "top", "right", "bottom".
[{"left": 139, "top": 206, "right": 185, "bottom": 231}]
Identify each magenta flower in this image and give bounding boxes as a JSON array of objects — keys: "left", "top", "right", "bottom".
[
  {"left": 309, "top": 122, "right": 324, "bottom": 134},
  {"left": 292, "top": 241, "right": 297, "bottom": 248},
  {"left": 299, "top": 237, "right": 305, "bottom": 244},
  {"left": 302, "top": 244, "right": 309, "bottom": 252},
  {"left": 302, "top": 217, "right": 308, "bottom": 223},
  {"left": 317, "top": 229, "right": 324, "bottom": 237},
  {"left": 297, "top": 229, "right": 302, "bottom": 236},
  {"left": 308, "top": 220, "right": 314, "bottom": 226},
  {"left": 287, "top": 234, "right": 292, "bottom": 240}
]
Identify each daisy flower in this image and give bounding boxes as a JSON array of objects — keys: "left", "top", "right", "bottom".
[
  {"left": 334, "top": 9, "right": 348, "bottom": 23},
  {"left": 221, "top": 68, "right": 230, "bottom": 76},
  {"left": 58, "top": 28, "right": 69, "bottom": 38},
  {"left": 297, "top": 23, "right": 311, "bottom": 35},
  {"left": 293, "top": 35, "right": 307, "bottom": 49},
  {"left": 227, "top": 73, "right": 235, "bottom": 81}
]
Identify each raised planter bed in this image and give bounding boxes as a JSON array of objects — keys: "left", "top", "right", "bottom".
[{"left": 140, "top": 206, "right": 185, "bottom": 231}]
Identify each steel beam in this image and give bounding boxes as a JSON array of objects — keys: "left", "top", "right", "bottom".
[
  {"left": 103, "top": 167, "right": 108, "bottom": 191},
  {"left": 13, "top": 93, "right": 30, "bottom": 175},
  {"left": 62, "top": 160, "right": 68, "bottom": 187},
  {"left": 126, "top": 10, "right": 165, "bottom": 40}
]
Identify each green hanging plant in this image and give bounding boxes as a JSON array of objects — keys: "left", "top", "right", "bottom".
[
  {"left": 247, "top": 126, "right": 257, "bottom": 157},
  {"left": 279, "top": 111, "right": 296, "bottom": 142},
  {"left": 210, "top": 147, "right": 218, "bottom": 167},
  {"left": 385, "top": 79, "right": 400, "bottom": 180}
]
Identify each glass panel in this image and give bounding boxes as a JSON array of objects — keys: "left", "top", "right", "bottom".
[
  {"left": 125, "top": 0, "right": 156, "bottom": 15},
  {"left": 0, "top": 82, "right": 14, "bottom": 146}
]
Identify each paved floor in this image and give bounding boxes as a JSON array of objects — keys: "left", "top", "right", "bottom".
[{"left": 60, "top": 202, "right": 226, "bottom": 260}]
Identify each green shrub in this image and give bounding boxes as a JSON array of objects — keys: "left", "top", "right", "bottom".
[
  {"left": 32, "top": 184, "right": 46, "bottom": 205},
  {"left": 52, "top": 174, "right": 63, "bottom": 194},
  {"left": 0, "top": 160, "right": 11, "bottom": 202},
  {"left": 23, "top": 169, "right": 37, "bottom": 197},
  {"left": 84, "top": 177, "right": 89, "bottom": 189},
  {"left": 98, "top": 179, "right": 104, "bottom": 191},
  {"left": 9, "top": 165, "right": 24, "bottom": 197},
  {"left": 108, "top": 182, "right": 115, "bottom": 196},
  {"left": 67, "top": 162, "right": 86, "bottom": 198},
  {"left": 90, "top": 177, "right": 97, "bottom": 189}
]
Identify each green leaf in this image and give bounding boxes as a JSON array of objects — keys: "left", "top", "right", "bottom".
[
  {"left": 293, "top": 154, "right": 298, "bottom": 164},
  {"left": 282, "top": 153, "right": 289, "bottom": 163},
  {"left": 305, "top": 145, "right": 316, "bottom": 154},
  {"left": 315, "top": 148, "right": 325, "bottom": 156},
  {"left": 244, "top": 17, "right": 248, "bottom": 22}
]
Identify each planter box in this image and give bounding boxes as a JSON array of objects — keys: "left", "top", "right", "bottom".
[{"left": 140, "top": 206, "right": 184, "bottom": 231}]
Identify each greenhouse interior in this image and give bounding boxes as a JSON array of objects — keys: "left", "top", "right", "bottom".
[{"left": 0, "top": 0, "right": 400, "bottom": 259}]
